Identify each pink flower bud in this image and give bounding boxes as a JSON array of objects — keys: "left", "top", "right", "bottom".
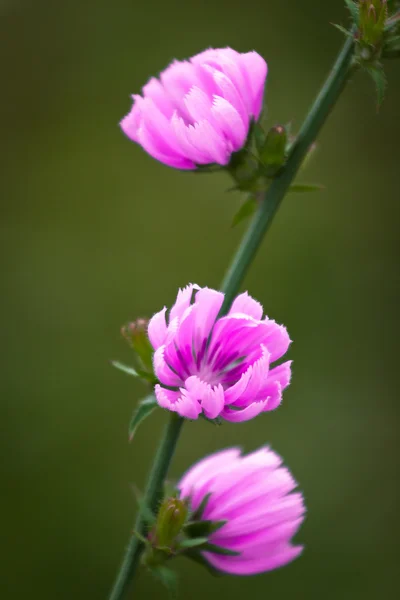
[
  {"left": 178, "top": 446, "right": 306, "bottom": 575},
  {"left": 120, "top": 48, "right": 267, "bottom": 169}
]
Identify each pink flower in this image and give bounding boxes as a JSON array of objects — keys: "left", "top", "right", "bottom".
[
  {"left": 120, "top": 48, "right": 267, "bottom": 169},
  {"left": 148, "top": 284, "right": 291, "bottom": 422},
  {"left": 178, "top": 446, "right": 305, "bottom": 575}
]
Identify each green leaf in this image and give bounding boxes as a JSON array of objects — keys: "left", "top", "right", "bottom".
[
  {"left": 179, "top": 536, "right": 209, "bottom": 549},
  {"left": 332, "top": 23, "right": 353, "bottom": 37},
  {"left": 231, "top": 196, "right": 257, "bottom": 228},
  {"left": 344, "top": 0, "right": 360, "bottom": 24},
  {"left": 131, "top": 485, "right": 157, "bottom": 525},
  {"left": 129, "top": 395, "right": 158, "bottom": 441},
  {"left": 111, "top": 360, "right": 139, "bottom": 377},
  {"left": 201, "top": 543, "right": 241, "bottom": 556},
  {"left": 184, "top": 520, "right": 227, "bottom": 538},
  {"left": 364, "top": 64, "right": 387, "bottom": 107},
  {"left": 288, "top": 183, "right": 325, "bottom": 194},
  {"left": 151, "top": 566, "right": 178, "bottom": 599},
  {"left": 111, "top": 360, "right": 157, "bottom": 385}
]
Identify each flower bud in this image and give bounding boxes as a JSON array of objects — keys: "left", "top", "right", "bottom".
[
  {"left": 155, "top": 497, "right": 188, "bottom": 548},
  {"left": 260, "top": 125, "right": 287, "bottom": 176},
  {"left": 358, "top": 0, "right": 388, "bottom": 47},
  {"left": 121, "top": 319, "right": 153, "bottom": 372}
]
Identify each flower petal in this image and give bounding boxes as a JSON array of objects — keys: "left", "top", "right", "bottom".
[
  {"left": 204, "top": 544, "right": 303, "bottom": 575},
  {"left": 147, "top": 307, "right": 167, "bottom": 349},
  {"left": 211, "top": 96, "right": 247, "bottom": 151},
  {"left": 240, "top": 51, "right": 268, "bottom": 119},
  {"left": 169, "top": 284, "right": 197, "bottom": 323},
  {"left": 229, "top": 291, "right": 263, "bottom": 320},
  {"left": 153, "top": 346, "right": 182, "bottom": 387},
  {"left": 221, "top": 399, "right": 268, "bottom": 422}
]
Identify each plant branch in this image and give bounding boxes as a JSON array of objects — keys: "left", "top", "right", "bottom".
[{"left": 108, "top": 33, "right": 355, "bottom": 600}]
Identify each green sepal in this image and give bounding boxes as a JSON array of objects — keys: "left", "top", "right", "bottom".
[
  {"left": 190, "top": 492, "right": 212, "bottom": 521},
  {"left": 259, "top": 125, "right": 287, "bottom": 176},
  {"left": 178, "top": 536, "right": 209, "bottom": 549},
  {"left": 200, "top": 414, "right": 223, "bottom": 426},
  {"left": 344, "top": 0, "right": 360, "bottom": 24},
  {"left": 201, "top": 543, "right": 241, "bottom": 556},
  {"left": 128, "top": 395, "right": 158, "bottom": 442},
  {"left": 364, "top": 63, "right": 387, "bottom": 107},
  {"left": 231, "top": 196, "right": 257, "bottom": 228},
  {"left": 288, "top": 183, "right": 325, "bottom": 194},
  {"left": 184, "top": 519, "right": 227, "bottom": 538},
  {"left": 135, "top": 368, "right": 158, "bottom": 385},
  {"left": 151, "top": 566, "right": 178, "bottom": 599},
  {"left": 253, "top": 121, "right": 266, "bottom": 154}
]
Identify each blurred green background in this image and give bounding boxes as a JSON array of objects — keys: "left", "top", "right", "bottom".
[{"left": 1, "top": 0, "right": 399, "bottom": 598}]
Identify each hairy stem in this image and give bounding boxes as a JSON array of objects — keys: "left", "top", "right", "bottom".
[
  {"left": 108, "top": 34, "right": 355, "bottom": 600},
  {"left": 109, "top": 414, "right": 183, "bottom": 600}
]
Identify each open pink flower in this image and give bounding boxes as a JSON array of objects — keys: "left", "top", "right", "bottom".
[
  {"left": 120, "top": 48, "right": 267, "bottom": 169},
  {"left": 178, "top": 446, "right": 305, "bottom": 575},
  {"left": 147, "top": 284, "right": 291, "bottom": 422}
]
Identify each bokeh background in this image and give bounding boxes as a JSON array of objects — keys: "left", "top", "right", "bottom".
[{"left": 1, "top": 0, "right": 399, "bottom": 598}]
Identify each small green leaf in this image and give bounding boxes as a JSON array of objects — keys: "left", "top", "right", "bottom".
[
  {"left": 231, "top": 196, "right": 257, "bottom": 228},
  {"left": 111, "top": 360, "right": 139, "bottom": 377},
  {"left": 332, "top": 23, "right": 353, "bottom": 37},
  {"left": 288, "top": 183, "right": 325, "bottom": 194},
  {"left": 179, "top": 536, "right": 209, "bottom": 549},
  {"left": 344, "top": 0, "right": 360, "bottom": 24},
  {"left": 201, "top": 543, "right": 241, "bottom": 556},
  {"left": 364, "top": 64, "right": 387, "bottom": 107},
  {"left": 151, "top": 566, "right": 178, "bottom": 599},
  {"left": 184, "top": 520, "right": 227, "bottom": 538},
  {"left": 129, "top": 395, "right": 158, "bottom": 441},
  {"left": 131, "top": 485, "right": 157, "bottom": 525},
  {"left": 133, "top": 529, "right": 149, "bottom": 545}
]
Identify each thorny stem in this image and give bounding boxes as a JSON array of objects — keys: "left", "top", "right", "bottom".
[{"left": 108, "top": 34, "right": 355, "bottom": 600}]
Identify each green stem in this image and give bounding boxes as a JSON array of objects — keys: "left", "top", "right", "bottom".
[
  {"left": 109, "top": 414, "right": 183, "bottom": 600},
  {"left": 220, "top": 35, "right": 355, "bottom": 313},
  {"left": 108, "top": 34, "right": 355, "bottom": 600}
]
